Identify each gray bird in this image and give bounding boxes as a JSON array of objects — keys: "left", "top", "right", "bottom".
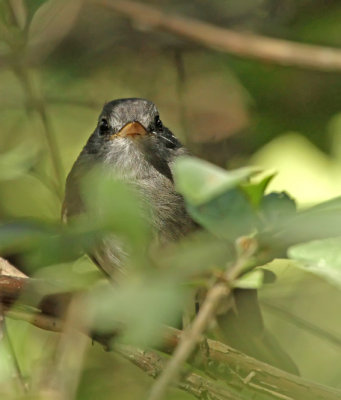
[
  {"left": 63, "top": 97, "right": 298, "bottom": 375},
  {"left": 63, "top": 98, "right": 197, "bottom": 277}
]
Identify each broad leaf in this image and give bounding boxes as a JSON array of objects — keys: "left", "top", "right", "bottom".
[
  {"left": 0, "top": 142, "right": 39, "bottom": 181},
  {"left": 173, "top": 156, "right": 256, "bottom": 205},
  {"left": 187, "top": 188, "right": 257, "bottom": 239},
  {"left": 233, "top": 269, "right": 264, "bottom": 289},
  {"left": 27, "top": 0, "right": 82, "bottom": 62},
  {"left": 89, "top": 278, "right": 184, "bottom": 346},
  {"left": 9, "top": 0, "right": 27, "bottom": 29},
  {"left": 288, "top": 237, "right": 341, "bottom": 289},
  {"left": 173, "top": 156, "right": 258, "bottom": 239},
  {"left": 241, "top": 172, "right": 276, "bottom": 208},
  {"left": 82, "top": 168, "right": 151, "bottom": 252}
]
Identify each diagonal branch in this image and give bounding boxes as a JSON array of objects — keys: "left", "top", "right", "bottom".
[
  {"left": 96, "top": 0, "right": 341, "bottom": 72},
  {"left": 147, "top": 240, "right": 256, "bottom": 400},
  {"left": 147, "top": 283, "right": 229, "bottom": 400}
]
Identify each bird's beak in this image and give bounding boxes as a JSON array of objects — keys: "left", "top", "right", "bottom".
[{"left": 112, "top": 121, "right": 148, "bottom": 139}]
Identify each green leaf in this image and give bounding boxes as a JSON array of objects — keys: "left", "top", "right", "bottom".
[
  {"left": 0, "top": 142, "right": 39, "bottom": 181},
  {"left": 241, "top": 172, "right": 276, "bottom": 208},
  {"left": 173, "top": 156, "right": 259, "bottom": 239},
  {"left": 173, "top": 156, "right": 257, "bottom": 205},
  {"left": 288, "top": 237, "right": 341, "bottom": 289},
  {"left": 261, "top": 191, "right": 296, "bottom": 228},
  {"left": 187, "top": 188, "right": 257, "bottom": 239},
  {"left": 304, "top": 196, "right": 341, "bottom": 214},
  {"left": 0, "top": 221, "right": 53, "bottom": 253},
  {"left": 82, "top": 168, "right": 151, "bottom": 252},
  {"left": 233, "top": 269, "right": 264, "bottom": 289},
  {"left": 27, "top": 0, "right": 82, "bottom": 62},
  {"left": 89, "top": 278, "right": 184, "bottom": 347}
]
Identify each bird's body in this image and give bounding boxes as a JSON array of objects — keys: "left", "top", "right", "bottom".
[{"left": 63, "top": 98, "right": 196, "bottom": 276}]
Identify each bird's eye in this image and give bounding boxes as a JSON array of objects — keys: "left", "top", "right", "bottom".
[
  {"left": 154, "top": 115, "right": 163, "bottom": 131},
  {"left": 99, "top": 118, "right": 110, "bottom": 135}
]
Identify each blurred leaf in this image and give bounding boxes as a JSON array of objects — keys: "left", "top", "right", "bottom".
[
  {"left": 0, "top": 220, "right": 98, "bottom": 272},
  {"left": 0, "top": 142, "right": 39, "bottom": 181},
  {"left": 33, "top": 256, "right": 101, "bottom": 293},
  {"left": 269, "top": 199, "right": 341, "bottom": 249},
  {"left": 261, "top": 191, "right": 296, "bottom": 227},
  {"left": 304, "top": 196, "right": 341, "bottom": 214},
  {"left": 0, "top": 220, "right": 52, "bottom": 253},
  {"left": 251, "top": 133, "right": 341, "bottom": 205},
  {"left": 173, "top": 156, "right": 257, "bottom": 205},
  {"left": 188, "top": 188, "right": 257, "bottom": 240},
  {"left": 27, "top": 0, "right": 82, "bottom": 62},
  {"left": 159, "top": 231, "right": 234, "bottom": 278},
  {"left": 83, "top": 169, "right": 151, "bottom": 252},
  {"left": 233, "top": 269, "right": 264, "bottom": 289},
  {"left": 25, "top": 227, "right": 96, "bottom": 270},
  {"left": 9, "top": 0, "right": 27, "bottom": 29},
  {"left": 173, "top": 156, "right": 258, "bottom": 239},
  {"left": 89, "top": 278, "right": 184, "bottom": 346},
  {"left": 288, "top": 237, "right": 341, "bottom": 289}
]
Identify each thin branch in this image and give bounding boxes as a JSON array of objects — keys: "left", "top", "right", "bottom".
[
  {"left": 96, "top": 0, "right": 341, "bottom": 72},
  {"left": 13, "top": 67, "right": 64, "bottom": 200},
  {"left": 147, "top": 241, "right": 255, "bottom": 400},
  {"left": 147, "top": 283, "right": 229, "bottom": 400},
  {"left": 1, "top": 318, "right": 28, "bottom": 393},
  {"left": 0, "top": 257, "right": 27, "bottom": 277}
]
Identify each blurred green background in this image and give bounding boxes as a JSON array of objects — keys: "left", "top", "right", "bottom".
[{"left": 1, "top": 1, "right": 341, "bottom": 399}]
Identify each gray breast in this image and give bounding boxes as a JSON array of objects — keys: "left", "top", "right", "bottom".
[{"left": 65, "top": 137, "right": 196, "bottom": 279}]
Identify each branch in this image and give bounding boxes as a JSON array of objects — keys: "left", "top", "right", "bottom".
[
  {"left": 148, "top": 283, "right": 229, "bottom": 400},
  {"left": 116, "top": 345, "right": 244, "bottom": 400},
  {"left": 1, "top": 258, "right": 341, "bottom": 400},
  {"left": 147, "top": 238, "right": 254, "bottom": 400},
  {"left": 95, "top": 0, "right": 341, "bottom": 72}
]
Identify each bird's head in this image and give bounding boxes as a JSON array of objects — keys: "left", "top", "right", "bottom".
[
  {"left": 84, "top": 98, "right": 184, "bottom": 180},
  {"left": 93, "top": 98, "right": 180, "bottom": 150}
]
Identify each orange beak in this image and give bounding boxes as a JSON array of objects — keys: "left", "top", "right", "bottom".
[{"left": 112, "top": 121, "right": 148, "bottom": 139}]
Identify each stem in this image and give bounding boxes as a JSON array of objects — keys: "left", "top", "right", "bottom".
[
  {"left": 147, "top": 239, "right": 255, "bottom": 400},
  {"left": 0, "top": 308, "right": 28, "bottom": 393},
  {"left": 147, "top": 283, "right": 229, "bottom": 400},
  {"left": 174, "top": 50, "right": 189, "bottom": 144},
  {"left": 13, "top": 67, "right": 64, "bottom": 200}
]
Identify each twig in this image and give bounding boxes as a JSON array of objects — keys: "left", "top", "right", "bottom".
[
  {"left": 147, "top": 240, "right": 252, "bottom": 400},
  {"left": 0, "top": 303, "right": 28, "bottom": 393},
  {"left": 173, "top": 50, "right": 189, "bottom": 144},
  {"left": 35, "top": 297, "right": 90, "bottom": 400},
  {"left": 96, "top": 0, "right": 341, "bottom": 72},
  {"left": 147, "top": 283, "right": 229, "bottom": 400},
  {"left": 13, "top": 67, "right": 64, "bottom": 200},
  {"left": 0, "top": 257, "right": 27, "bottom": 277}
]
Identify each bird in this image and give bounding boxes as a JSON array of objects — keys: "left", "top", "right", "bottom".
[
  {"left": 63, "top": 97, "right": 298, "bottom": 375},
  {"left": 63, "top": 98, "right": 197, "bottom": 278}
]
